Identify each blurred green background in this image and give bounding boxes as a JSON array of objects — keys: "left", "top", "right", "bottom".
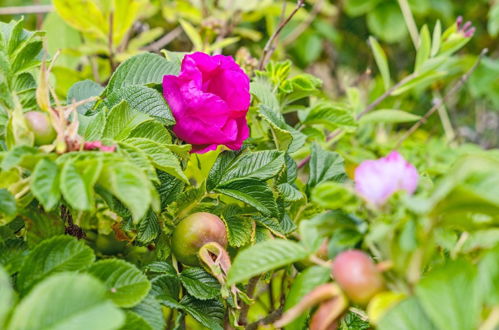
[{"left": 1, "top": 0, "right": 497, "bottom": 147}]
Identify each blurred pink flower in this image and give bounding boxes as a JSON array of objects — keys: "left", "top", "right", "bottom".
[
  {"left": 83, "top": 141, "right": 115, "bottom": 152},
  {"left": 354, "top": 151, "right": 419, "bottom": 206},
  {"left": 163, "top": 52, "right": 250, "bottom": 153},
  {"left": 456, "top": 16, "right": 475, "bottom": 38}
]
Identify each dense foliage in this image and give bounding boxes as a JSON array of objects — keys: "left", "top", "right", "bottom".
[{"left": 0, "top": 1, "right": 498, "bottom": 329}]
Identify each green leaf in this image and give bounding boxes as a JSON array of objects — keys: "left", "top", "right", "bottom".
[
  {"left": 60, "top": 160, "right": 92, "bottom": 211},
  {"left": 0, "top": 239, "right": 27, "bottom": 275},
  {"left": 207, "top": 150, "right": 285, "bottom": 189},
  {"left": 123, "top": 138, "right": 188, "bottom": 183},
  {"left": 222, "top": 211, "right": 253, "bottom": 247},
  {"left": 284, "top": 266, "right": 331, "bottom": 330},
  {"left": 121, "top": 311, "right": 153, "bottom": 330},
  {"left": 180, "top": 295, "right": 224, "bottom": 330},
  {"left": 369, "top": 36, "right": 391, "bottom": 90},
  {"left": 31, "top": 158, "right": 60, "bottom": 211},
  {"left": 127, "top": 120, "right": 172, "bottom": 144},
  {"left": 102, "top": 101, "right": 152, "bottom": 140},
  {"left": 215, "top": 179, "right": 278, "bottom": 217},
  {"left": 180, "top": 268, "right": 221, "bottom": 300},
  {"left": 307, "top": 143, "right": 347, "bottom": 190},
  {"left": 42, "top": 12, "right": 82, "bottom": 70},
  {"left": 105, "top": 53, "right": 179, "bottom": 94},
  {"left": 130, "top": 294, "right": 166, "bottom": 330},
  {"left": 7, "top": 272, "right": 125, "bottom": 330},
  {"left": 228, "top": 239, "right": 311, "bottom": 284},
  {"left": 0, "top": 267, "right": 14, "bottom": 327},
  {"left": 477, "top": 246, "right": 499, "bottom": 305},
  {"left": 88, "top": 259, "right": 151, "bottom": 308},
  {"left": 106, "top": 85, "right": 175, "bottom": 125},
  {"left": 82, "top": 109, "right": 107, "bottom": 140},
  {"left": 98, "top": 160, "right": 153, "bottom": 222},
  {"left": 359, "top": 109, "right": 421, "bottom": 124},
  {"left": 250, "top": 76, "right": 280, "bottom": 111},
  {"left": 303, "top": 102, "right": 356, "bottom": 131},
  {"left": 367, "top": 3, "right": 407, "bottom": 43},
  {"left": 24, "top": 209, "right": 65, "bottom": 248},
  {"left": 0, "top": 189, "right": 16, "bottom": 220},
  {"left": 415, "top": 25, "right": 431, "bottom": 72},
  {"left": 137, "top": 211, "right": 160, "bottom": 245},
  {"left": 150, "top": 275, "right": 180, "bottom": 301},
  {"left": 179, "top": 19, "right": 203, "bottom": 51},
  {"left": 17, "top": 235, "right": 95, "bottom": 294},
  {"left": 378, "top": 297, "right": 436, "bottom": 330},
  {"left": 259, "top": 105, "right": 306, "bottom": 153},
  {"left": 415, "top": 260, "right": 480, "bottom": 330},
  {"left": 67, "top": 80, "right": 103, "bottom": 114},
  {"left": 431, "top": 21, "right": 441, "bottom": 57}
]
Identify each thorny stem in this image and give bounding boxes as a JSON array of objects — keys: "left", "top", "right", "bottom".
[
  {"left": 258, "top": 0, "right": 306, "bottom": 70},
  {"left": 396, "top": 48, "right": 488, "bottom": 148},
  {"left": 239, "top": 276, "right": 260, "bottom": 326}
]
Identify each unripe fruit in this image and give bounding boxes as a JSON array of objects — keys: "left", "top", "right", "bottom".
[
  {"left": 171, "top": 212, "right": 228, "bottom": 266},
  {"left": 24, "top": 111, "right": 56, "bottom": 146},
  {"left": 331, "top": 250, "right": 384, "bottom": 305},
  {"left": 310, "top": 299, "right": 340, "bottom": 330}
]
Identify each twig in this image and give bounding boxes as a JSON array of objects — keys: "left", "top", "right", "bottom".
[
  {"left": 258, "top": 0, "right": 306, "bottom": 70},
  {"left": 356, "top": 72, "right": 417, "bottom": 120},
  {"left": 246, "top": 308, "right": 283, "bottom": 330},
  {"left": 282, "top": 0, "right": 324, "bottom": 47},
  {"left": 0, "top": 5, "right": 52, "bottom": 15},
  {"left": 396, "top": 49, "right": 488, "bottom": 148},
  {"left": 142, "top": 27, "right": 183, "bottom": 52},
  {"left": 239, "top": 276, "right": 260, "bottom": 326}
]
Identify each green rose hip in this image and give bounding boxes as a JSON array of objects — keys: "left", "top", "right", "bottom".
[
  {"left": 171, "top": 212, "right": 228, "bottom": 266},
  {"left": 24, "top": 111, "right": 56, "bottom": 146}
]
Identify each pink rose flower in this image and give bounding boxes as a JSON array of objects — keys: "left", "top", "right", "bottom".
[
  {"left": 163, "top": 52, "right": 251, "bottom": 153},
  {"left": 83, "top": 141, "right": 116, "bottom": 152},
  {"left": 354, "top": 151, "right": 419, "bottom": 206}
]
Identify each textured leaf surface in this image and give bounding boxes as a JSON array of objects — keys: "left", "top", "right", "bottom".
[
  {"left": 31, "top": 158, "right": 60, "bottom": 210},
  {"left": 105, "top": 53, "right": 179, "bottom": 94},
  {"left": 88, "top": 259, "right": 151, "bottom": 308},
  {"left": 8, "top": 272, "right": 124, "bottom": 330},
  {"left": 228, "top": 239, "right": 310, "bottom": 284},
  {"left": 17, "top": 235, "right": 95, "bottom": 294},
  {"left": 180, "top": 268, "right": 220, "bottom": 300},
  {"left": 106, "top": 85, "right": 175, "bottom": 125}
]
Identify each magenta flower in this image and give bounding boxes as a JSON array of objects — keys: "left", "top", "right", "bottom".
[
  {"left": 163, "top": 52, "right": 251, "bottom": 153},
  {"left": 456, "top": 16, "right": 475, "bottom": 38},
  {"left": 354, "top": 151, "right": 419, "bottom": 206}
]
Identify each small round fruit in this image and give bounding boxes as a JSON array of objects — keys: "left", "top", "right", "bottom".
[
  {"left": 331, "top": 250, "right": 384, "bottom": 305},
  {"left": 171, "top": 212, "right": 228, "bottom": 266},
  {"left": 24, "top": 111, "right": 56, "bottom": 146}
]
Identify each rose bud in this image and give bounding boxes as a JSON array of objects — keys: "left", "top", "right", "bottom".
[
  {"left": 171, "top": 212, "right": 228, "bottom": 266},
  {"left": 163, "top": 52, "right": 251, "bottom": 154},
  {"left": 24, "top": 111, "right": 56, "bottom": 146},
  {"left": 331, "top": 250, "right": 385, "bottom": 305}
]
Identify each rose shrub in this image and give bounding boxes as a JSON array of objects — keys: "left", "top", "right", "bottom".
[
  {"left": 1, "top": 2, "right": 498, "bottom": 330},
  {"left": 162, "top": 52, "right": 250, "bottom": 153}
]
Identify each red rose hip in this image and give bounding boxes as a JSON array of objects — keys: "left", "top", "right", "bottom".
[
  {"left": 171, "top": 212, "right": 228, "bottom": 266},
  {"left": 331, "top": 250, "right": 384, "bottom": 305}
]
